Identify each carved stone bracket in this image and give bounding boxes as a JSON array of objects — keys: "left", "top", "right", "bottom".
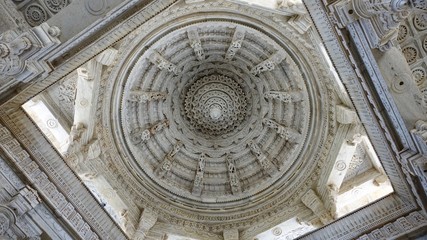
[
  {"left": 133, "top": 208, "right": 158, "bottom": 240},
  {"left": 148, "top": 51, "right": 180, "bottom": 75},
  {"left": 301, "top": 189, "right": 333, "bottom": 225},
  {"left": 223, "top": 228, "right": 239, "bottom": 240},
  {"left": 187, "top": 29, "right": 205, "bottom": 61},
  {"left": 225, "top": 28, "right": 245, "bottom": 61},
  {"left": 130, "top": 120, "right": 169, "bottom": 145},
  {"left": 155, "top": 141, "right": 183, "bottom": 177},
  {"left": 262, "top": 118, "right": 301, "bottom": 143},
  {"left": 250, "top": 51, "right": 286, "bottom": 76},
  {"left": 226, "top": 154, "right": 242, "bottom": 195},
  {"left": 192, "top": 153, "right": 206, "bottom": 196},
  {"left": 248, "top": 141, "right": 277, "bottom": 176}
]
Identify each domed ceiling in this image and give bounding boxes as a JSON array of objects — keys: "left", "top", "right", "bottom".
[{"left": 99, "top": 3, "right": 336, "bottom": 229}]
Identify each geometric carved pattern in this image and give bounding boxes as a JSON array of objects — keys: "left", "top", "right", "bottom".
[
  {"left": 402, "top": 46, "right": 417, "bottom": 64},
  {"left": 184, "top": 74, "right": 247, "bottom": 136}
]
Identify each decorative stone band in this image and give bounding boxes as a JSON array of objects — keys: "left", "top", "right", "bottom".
[
  {"left": 0, "top": 124, "right": 100, "bottom": 240},
  {"left": 357, "top": 211, "right": 427, "bottom": 239}
]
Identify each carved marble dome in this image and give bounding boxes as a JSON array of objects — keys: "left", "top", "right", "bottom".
[{"left": 102, "top": 4, "right": 334, "bottom": 229}]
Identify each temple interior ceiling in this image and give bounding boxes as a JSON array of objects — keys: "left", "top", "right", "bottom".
[
  {"left": 6, "top": 0, "right": 427, "bottom": 239},
  {"left": 18, "top": 1, "right": 396, "bottom": 238}
]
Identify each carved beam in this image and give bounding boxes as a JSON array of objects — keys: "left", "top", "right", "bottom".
[
  {"left": 262, "top": 118, "right": 301, "bottom": 143},
  {"left": 192, "top": 153, "right": 206, "bottom": 196},
  {"left": 225, "top": 28, "right": 245, "bottom": 61}
]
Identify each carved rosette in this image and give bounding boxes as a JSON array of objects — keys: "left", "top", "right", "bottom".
[{"left": 102, "top": 3, "right": 334, "bottom": 230}]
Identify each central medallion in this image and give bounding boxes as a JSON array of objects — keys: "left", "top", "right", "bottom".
[{"left": 183, "top": 75, "right": 248, "bottom": 137}]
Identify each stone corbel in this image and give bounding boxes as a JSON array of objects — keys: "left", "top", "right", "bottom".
[
  {"left": 0, "top": 22, "right": 60, "bottom": 83},
  {"left": 8, "top": 186, "right": 40, "bottom": 217},
  {"left": 133, "top": 208, "right": 158, "bottom": 240},
  {"left": 301, "top": 189, "right": 334, "bottom": 225},
  {"left": 336, "top": 105, "right": 358, "bottom": 125},
  {"left": 223, "top": 228, "right": 239, "bottom": 240}
]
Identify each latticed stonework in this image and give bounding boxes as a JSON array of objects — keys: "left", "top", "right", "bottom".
[{"left": 183, "top": 74, "right": 248, "bottom": 137}]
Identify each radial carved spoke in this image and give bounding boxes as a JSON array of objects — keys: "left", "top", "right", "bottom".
[
  {"left": 128, "top": 90, "right": 167, "bottom": 102},
  {"left": 262, "top": 118, "right": 301, "bottom": 143},
  {"left": 226, "top": 154, "right": 242, "bottom": 194},
  {"left": 251, "top": 51, "right": 286, "bottom": 76},
  {"left": 192, "top": 153, "right": 206, "bottom": 196},
  {"left": 148, "top": 51, "right": 180, "bottom": 75},
  {"left": 248, "top": 141, "right": 277, "bottom": 176},
  {"left": 225, "top": 27, "right": 245, "bottom": 61},
  {"left": 155, "top": 141, "right": 183, "bottom": 177},
  {"left": 130, "top": 120, "right": 169, "bottom": 144},
  {"left": 187, "top": 29, "right": 205, "bottom": 61},
  {"left": 264, "top": 91, "right": 303, "bottom": 103}
]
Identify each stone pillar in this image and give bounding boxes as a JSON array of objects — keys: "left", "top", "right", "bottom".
[{"left": 133, "top": 208, "right": 158, "bottom": 240}]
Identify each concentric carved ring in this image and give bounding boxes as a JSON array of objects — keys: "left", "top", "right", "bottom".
[{"left": 184, "top": 75, "right": 247, "bottom": 136}]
